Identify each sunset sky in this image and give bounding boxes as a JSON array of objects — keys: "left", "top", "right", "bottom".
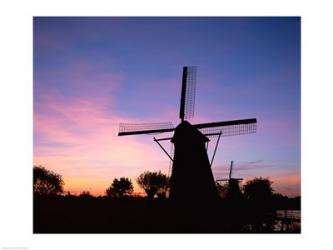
[{"left": 33, "top": 17, "right": 300, "bottom": 197}]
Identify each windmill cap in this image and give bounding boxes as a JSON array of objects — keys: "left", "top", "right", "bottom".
[{"left": 171, "top": 120, "right": 209, "bottom": 143}]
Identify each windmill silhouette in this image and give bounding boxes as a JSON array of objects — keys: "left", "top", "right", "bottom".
[
  {"left": 217, "top": 160, "right": 244, "bottom": 201},
  {"left": 118, "top": 66, "right": 257, "bottom": 203}
]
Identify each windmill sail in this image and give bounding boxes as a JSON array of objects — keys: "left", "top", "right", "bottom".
[
  {"left": 196, "top": 118, "right": 257, "bottom": 137},
  {"left": 229, "top": 160, "right": 234, "bottom": 179},
  {"left": 179, "top": 66, "right": 197, "bottom": 121},
  {"left": 118, "top": 122, "right": 175, "bottom": 136}
]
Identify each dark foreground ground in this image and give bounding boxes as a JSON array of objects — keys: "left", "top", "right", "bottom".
[{"left": 34, "top": 196, "right": 300, "bottom": 233}]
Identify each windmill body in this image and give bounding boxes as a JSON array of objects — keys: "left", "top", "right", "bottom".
[
  {"left": 226, "top": 179, "right": 243, "bottom": 201},
  {"left": 118, "top": 66, "right": 257, "bottom": 203},
  {"left": 217, "top": 161, "right": 244, "bottom": 201},
  {"left": 170, "top": 121, "right": 219, "bottom": 202}
]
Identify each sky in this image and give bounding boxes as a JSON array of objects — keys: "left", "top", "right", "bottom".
[{"left": 33, "top": 17, "right": 300, "bottom": 197}]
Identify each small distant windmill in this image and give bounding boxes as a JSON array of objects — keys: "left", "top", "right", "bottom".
[
  {"left": 118, "top": 66, "right": 257, "bottom": 203},
  {"left": 217, "top": 161, "right": 243, "bottom": 200}
]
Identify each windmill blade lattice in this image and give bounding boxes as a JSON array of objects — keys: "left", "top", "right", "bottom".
[
  {"left": 196, "top": 119, "right": 257, "bottom": 137},
  {"left": 184, "top": 66, "right": 197, "bottom": 120},
  {"left": 179, "top": 66, "right": 197, "bottom": 121},
  {"left": 118, "top": 122, "right": 175, "bottom": 136}
]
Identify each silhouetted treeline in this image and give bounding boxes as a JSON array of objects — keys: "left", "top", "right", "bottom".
[
  {"left": 33, "top": 166, "right": 298, "bottom": 202},
  {"left": 271, "top": 194, "right": 300, "bottom": 210},
  {"left": 33, "top": 166, "right": 300, "bottom": 233},
  {"left": 33, "top": 166, "right": 170, "bottom": 199}
]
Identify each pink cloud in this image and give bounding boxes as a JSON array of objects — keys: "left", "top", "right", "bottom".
[
  {"left": 270, "top": 173, "right": 300, "bottom": 197},
  {"left": 34, "top": 84, "right": 171, "bottom": 196}
]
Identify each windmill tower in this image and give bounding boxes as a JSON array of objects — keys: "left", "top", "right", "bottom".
[
  {"left": 217, "top": 161, "right": 243, "bottom": 201},
  {"left": 118, "top": 66, "right": 257, "bottom": 203}
]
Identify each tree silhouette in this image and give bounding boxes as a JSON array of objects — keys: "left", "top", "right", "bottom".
[
  {"left": 137, "top": 171, "right": 169, "bottom": 199},
  {"left": 33, "top": 165, "right": 64, "bottom": 196},
  {"left": 243, "top": 177, "right": 275, "bottom": 231},
  {"left": 243, "top": 177, "right": 273, "bottom": 202},
  {"left": 106, "top": 177, "right": 133, "bottom": 197},
  {"left": 156, "top": 172, "right": 169, "bottom": 198}
]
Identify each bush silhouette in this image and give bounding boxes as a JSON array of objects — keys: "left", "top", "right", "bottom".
[
  {"left": 33, "top": 165, "right": 64, "bottom": 196},
  {"left": 79, "top": 191, "right": 93, "bottom": 198},
  {"left": 106, "top": 177, "right": 133, "bottom": 197},
  {"left": 137, "top": 171, "right": 169, "bottom": 199},
  {"left": 243, "top": 177, "right": 273, "bottom": 202}
]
